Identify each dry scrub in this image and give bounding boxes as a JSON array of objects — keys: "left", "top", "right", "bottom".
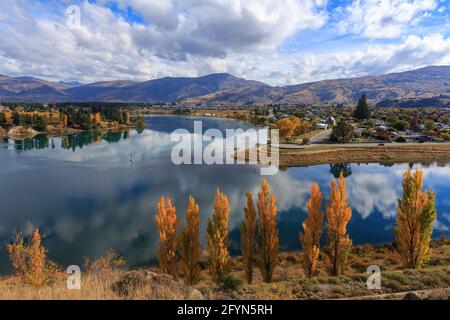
[{"left": 1, "top": 238, "right": 448, "bottom": 300}]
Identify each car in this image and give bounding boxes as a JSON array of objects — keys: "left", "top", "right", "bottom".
[{"left": 378, "top": 143, "right": 385, "bottom": 147}]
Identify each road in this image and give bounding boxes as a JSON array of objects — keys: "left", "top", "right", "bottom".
[
  {"left": 276, "top": 129, "right": 332, "bottom": 149},
  {"left": 275, "top": 129, "right": 450, "bottom": 150}
]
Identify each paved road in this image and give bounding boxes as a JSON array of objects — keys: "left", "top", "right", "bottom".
[
  {"left": 276, "top": 129, "right": 332, "bottom": 149},
  {"left": 311, "top": 128, "right": 332, "bottom": 143}
]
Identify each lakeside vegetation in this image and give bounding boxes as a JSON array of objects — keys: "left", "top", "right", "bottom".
[
  {"left": 1, "top": 168, "right": 447, "bottom": 300},
  {"left": 0, "top": 102, "right": 145, "bottom": 140}
]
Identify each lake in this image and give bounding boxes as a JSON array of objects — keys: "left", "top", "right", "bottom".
[{"left": 0, "top": 115, "right": 449, "bottom": 274}]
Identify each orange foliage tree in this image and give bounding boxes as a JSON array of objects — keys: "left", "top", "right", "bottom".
[
  {"left": 6, "top": 228, "right": 47, "bottom": 286},
  {"left": 240, "top": 191, "right": 257, "bottom": 284},
  {"left": 257, "top": 178, "right": 279, "bottom": 283},
  {"left": 178, "top": 196, "right": 202, "bottom": 286},
  {"left": 395, "top": 169, "right": 436, "bottom": 268},
  {"left": 207, "top": 189, "right": 230, "bottom": 284},
  {"left": 155, "top": 196, "right": 179, "bottom": 278},
  {"left": 300, "top": 183, "right": 324, "bottom": 278},
  {"left": 276, "top": 116, "right": 309, "bottom": 139},
  {"left": 325, "top": 173, "right": 352, "bottom": 276}
]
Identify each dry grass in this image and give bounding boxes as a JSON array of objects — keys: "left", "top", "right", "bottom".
[
  {"left": 0, "top": 239, "right": 448, "bottom": 300},
  {"left": 276, "top": 144, "right": 450, "bottom": 167}
]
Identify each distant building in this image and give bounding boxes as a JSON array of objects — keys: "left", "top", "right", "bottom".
[{"left": 326, "top": 116, "right": 336, "bottom": 126}]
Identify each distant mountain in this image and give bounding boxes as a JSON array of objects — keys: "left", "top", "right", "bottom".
[
  {"left": 0, "top": 75, "right": 71, "bottom": 102},
  {"left": 1, "top": 66, "right": 450, "bottom": 105},
  {"left": 65, "top": 73, "right": 269, "bottom": 103},
  {"left": 59, "top": 80, "right": 84, "bottom": 87}
]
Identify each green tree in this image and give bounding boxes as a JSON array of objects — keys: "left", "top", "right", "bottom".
[
  {"left": 353, "top": 94, "right": 371, "bottom": 120},
  {"left": 0, "top": 112, "right": 6, "bottom": 124},
  {"left": 13, "top": 111, "right": 22, "bottom": 126},
  {"left": 330, "top": 119, "right": 354, "bottom": 143},
  {"left": 34, "top": 116, "right": 47, "bottom": 131},
  {"left": 394, "top": 120, "right": 410, "bottom": 131},
  {"left": 424, "top": 119, "right": 435, "bottom": 131}
]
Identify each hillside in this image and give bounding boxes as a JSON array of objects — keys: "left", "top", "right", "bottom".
[{"left": 1, "top": 66, "right": 449, "bottom": 105}]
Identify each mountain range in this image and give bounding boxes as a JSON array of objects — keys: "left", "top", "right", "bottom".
[{"left": 1, "top": 66, "right": 449, "bottom": 105}]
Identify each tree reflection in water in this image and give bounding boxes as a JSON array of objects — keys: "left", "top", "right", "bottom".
[{"left": 329, "top": 163, "right": 352, "bottom": 178}]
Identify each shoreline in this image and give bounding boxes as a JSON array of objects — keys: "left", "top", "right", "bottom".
[
  {"left": 1, "top": 124, "right": 139, "bottom": 141},
  {"left": 244, "top": 143, "right": 450, "bottom": 167}
]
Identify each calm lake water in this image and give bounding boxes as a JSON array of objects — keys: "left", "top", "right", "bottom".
[{"left": 0, "top": 115, "right": 449, "bottom": 273}]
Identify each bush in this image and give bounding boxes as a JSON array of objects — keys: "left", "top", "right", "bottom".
[{"left": 221, "top": 274, "right": 243, "bottom": 292}]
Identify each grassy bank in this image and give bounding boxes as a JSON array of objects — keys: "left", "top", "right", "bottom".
[
  {"left": 1, "top": 238, "right": 448, "bottom": 300},
  {"left": 267, "top": 143, "right": 450, "bottom": 167}
]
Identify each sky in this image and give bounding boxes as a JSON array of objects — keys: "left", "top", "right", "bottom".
[{"left": 0, "top": 0, "right": 449, "bottom": 85}]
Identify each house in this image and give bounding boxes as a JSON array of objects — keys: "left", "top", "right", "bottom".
[{"left": 326, "top": 116, "right": 336, "bottom": 126}]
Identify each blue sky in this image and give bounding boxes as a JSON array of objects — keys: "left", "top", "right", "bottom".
[{"left": 0, "top": 0, "right": 449, "bottom": 85}]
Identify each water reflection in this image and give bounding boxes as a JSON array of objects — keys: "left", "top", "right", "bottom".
[
  {"left": 0, "top": 115, "right": 449, "bottom": 274},
  {"left": 329, "top": 163, "right": 352, "bottom": 178},
  {"left": 4, "top": 129, "right": 132, "bottom": 153}
]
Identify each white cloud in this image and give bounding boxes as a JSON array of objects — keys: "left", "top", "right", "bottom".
[
  {"left": 347, "top": 173, "right": 399, "bottom": 219},
  {"left": 0, "top": 0, "right": 448, "bottom": 85},
  {"left": 128, "top": 0, "right": 328, "bottom": 60},
  {"left": 337, "top": 0, "right": 438, "bottom": 39},
  {"left": 433, "top": 219, "right": 449, "bottom": 232}
]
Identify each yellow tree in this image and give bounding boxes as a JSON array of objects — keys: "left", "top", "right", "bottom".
[
  {"left": 6, "top": 228, "right": 47, "bottom": 286},
  {"left": 276, "top": 116, "right": 309, "bottom": 139},
  {"left": 395, "top": 169, "right": 436, "bottom": 268},
  {"left": 300, "top": 183, "right": 324, "bottom": 278},
  {"left": 178, "top": 196, "right": 201, "bottom": 286},
  {"left": 6, "top": 233, "right": 28, "bottom": 279},
  {"left": 240, "top": 191, "right": 257, "bottom": 284},
  {"left": 257, "top": 178, "right": 279, "bottom": 283},
  {"left": 207, "top": 189, "right": 230, "bottom": 284},
  {"left": 325, "top": 173, "right": 352, "bottom": 276},
  {"left": 28, "top": 228, "right": 46, "bottom": 286},
  {"left": 155, "top": 196, "right": 179, "bottom": 278}
]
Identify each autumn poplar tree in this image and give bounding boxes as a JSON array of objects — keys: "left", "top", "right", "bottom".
[
  {"left": 395, "top": 169, "right": 436, "bottom": 268},
  {"left": 257, "top": 178, "right": 279, "bottom": 283},
  {"left": 240, "top": 191, "right": 257, "bottom": 284},
  {"left": 6, "top": 228, "right": 47, "bottom": 286},
  {"left": 178, "top": 196, "right": 201, "bottom": 286},
  {"left": 155, "top": 196, "right": 179, "bottom": 278},
  {"left": 325, "top": 173, "right": 352, "bottom": 276},
  {"left": 300, "top": 183, "right": 324, "bottom": 278},
  {"left": 207, "top": 189, "right": 230, "bottom": 284}
]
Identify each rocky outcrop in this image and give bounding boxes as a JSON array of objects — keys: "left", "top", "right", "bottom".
[
  {"left": 7, "top": 126, "right": 39, "bottom": 140},
  {"left": 112, "top": 271, "right": 203, "bottom": 300},
  {"left": 403, "top": 292, "right": 421, "bottom": 300}
]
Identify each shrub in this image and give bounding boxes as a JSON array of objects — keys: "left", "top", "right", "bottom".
[
  {"left": 6, "top": 228, "right": 56, "bottom": 286},
  {"left": 221, "top": 274, "right": 243, "bottom": 292}
]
